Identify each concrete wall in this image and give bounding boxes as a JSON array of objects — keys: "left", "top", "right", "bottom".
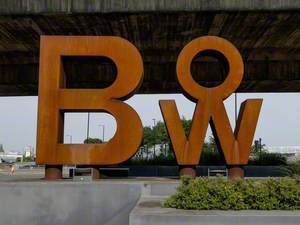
[
  {"left": 130, "top": 210, "right": 300, "bottom": 225},
  {"left": 0, "top": 182, "right": 141, "bottom": 225},
  {"left": 130, "top": 201, "right": 300, "bottom": 225}
]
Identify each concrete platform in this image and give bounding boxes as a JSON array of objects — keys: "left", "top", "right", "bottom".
[
  {"left": 1, "top": 177, "right": 299, "bottom": 225},
  {"left": 0, "top": 181, "right": 141, "bottom": 225},
  {"left": 0, "top": 179, "right": 178, "bottom": 225}
]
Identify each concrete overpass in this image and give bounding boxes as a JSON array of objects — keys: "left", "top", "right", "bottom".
[{"left": 0, "top": 0, "right": 299, "bottom": 95}]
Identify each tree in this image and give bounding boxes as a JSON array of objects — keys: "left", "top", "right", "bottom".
[
  {"left": 131, "top": 118, "right": 230, "bottom": 165},
  {"left": 181, "top": 116, "right": 192, "bottom": 137},
  {"left": 140, "top": 118, "right": 192, "bottom": 161},
  {"left": 200, "top": 135, "right": 226, "bottom": 165},
  {"left": 251, "top": 138, "right": 267, "bottom": 155},
  {"left": 205, "top": 135, "right": 218, "bottom": 152},
  {"left": 22, "top": 156, "right": 35, "bottom": 162},
  {"left": 84, "top": 137, "right": 103, "bottom": 144}
]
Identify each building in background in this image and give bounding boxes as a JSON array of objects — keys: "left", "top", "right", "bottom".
[
  {"left": 266, "top": 146, "right": 300, "bottom": 161},
  {"left": 24, "top": 146, "right": 33, "bottom": 158}
]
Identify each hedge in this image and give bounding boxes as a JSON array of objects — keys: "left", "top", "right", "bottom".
[
  {"left": 163, "top": 176, "right": 300, "bottom": 210},
  {"left": 124, "top": 151, "right": 287, "bottom": 166}
]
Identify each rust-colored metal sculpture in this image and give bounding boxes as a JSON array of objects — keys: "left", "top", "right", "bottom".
[
  {"left": 37, "top": 36, "right": 144, "bottom": 179},
  {"left": 37, "top": 35, "right": 262, "bottom": 180},
  {"left": 159, "top": 36, "right": 263, "bottom": 179}
]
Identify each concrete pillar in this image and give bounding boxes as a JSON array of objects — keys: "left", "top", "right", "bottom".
[
  {"left": 179, "top": 165, "right": 196, "bottom": 178},
  {"left": 45, "top": 165, "right": 63, "bottom": 180},
  {"left": 227, "top": 165, "right": 244, "bottom": 180}
]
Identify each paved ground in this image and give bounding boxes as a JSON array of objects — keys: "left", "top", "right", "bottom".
[
  {"left": 0, "top": 167, "right": 73, "bottom": 182},
  {"left": 0, "top": 166, "right": 279, "bottom": 182},
  {"left": 0, "top": 167, "right": 180, "bottom": 182},
  {"left": 0, "top": 168, "right": 47, "bottom": 181}
]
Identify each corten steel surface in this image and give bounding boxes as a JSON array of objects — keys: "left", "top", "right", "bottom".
[
  {"left": 160, "top": 36, "right": 263, "bottom": 169},
  {"left": 37, "top": 36, "right": 144, "bottom": 165}
]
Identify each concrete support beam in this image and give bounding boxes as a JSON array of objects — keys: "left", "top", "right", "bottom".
[
  {"left": 0, "top": 0, "right": 299, "bottom": 15},
  {"left": 0, "top": 60, "right": 300, "bottom": 95}
]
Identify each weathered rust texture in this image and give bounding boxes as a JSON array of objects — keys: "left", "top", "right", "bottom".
[
  {"left": 160, "top": 36, "right": 263, "bottom": 178},
  {"left": 37, "top": 36, "right": 144, "bottom": 165}
]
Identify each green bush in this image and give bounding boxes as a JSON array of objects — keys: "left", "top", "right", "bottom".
[
  {"left": 163, "top": 176, "right": 300, "bottom": 210},
  {"left": 124, "top": 151, "right": 287, "bottom": 166},
  {"left": 123, "top": 157, "right": 177, "bottom": 166}
]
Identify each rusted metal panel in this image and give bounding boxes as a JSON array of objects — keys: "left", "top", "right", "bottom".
[
  {"left": 37, "top": 36, "right": 144, "bottom": 165},
  {"left": 37, "top": 35, "right": 263, "bottom": 180}
]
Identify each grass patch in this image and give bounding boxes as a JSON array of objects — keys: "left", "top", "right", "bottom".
[{"left": 163, "top": 176, "right": 300, "bottom": 210}]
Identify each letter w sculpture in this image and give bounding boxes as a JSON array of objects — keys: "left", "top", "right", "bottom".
[{"left": 159, "top": 36, "right": 263, "bottom": 179}]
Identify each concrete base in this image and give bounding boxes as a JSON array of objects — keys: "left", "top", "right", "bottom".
[
  {"left": 130, "top": 198, "right": 300, "bottom": 225},
  {"left": 45, "top": 165, "right": 63, "bottom": 180},
  {"left": 228, "top": 166, "right": 244, "bottom": 180},
  {"left": 0, "top": 181, "right": 142, "bottom": 225},
  {"left": 179, "top": 166, "right": 196, "bottom": 178}
]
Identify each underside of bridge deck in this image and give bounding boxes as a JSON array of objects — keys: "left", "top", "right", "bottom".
[{"left": 0, "top": 0, "right": 299, "bottom": 95}]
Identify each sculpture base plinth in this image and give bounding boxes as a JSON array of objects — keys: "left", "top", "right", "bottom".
[
  {"left": 179, "top": 166, "right": 197, "bottom": 178},
  {"left": 227, "top": 166, "right": 244, "bottom": 180},
  {"left": 45, "top": 165, "right": 63, "bottom": 180}
]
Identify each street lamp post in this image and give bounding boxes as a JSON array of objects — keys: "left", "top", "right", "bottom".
[
  {"left": 66, "top": 134, "right": 72, "bottom": 144},
  {"left": 152, "top": 118, "right": 156, "bottom": 127},
  {"left": 98, "top": 124, "right": 105, "bottom": 142},
  {"left": 86, "top": 112, "right": 90, "bottom": 141},
  {"left": 259, "top": 137, "right": 262, "bottom": 161},
  {"left": 152, "top": 118, "right": 156, "bottom": 158}
]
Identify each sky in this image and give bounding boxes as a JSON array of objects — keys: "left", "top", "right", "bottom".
[{"left": 0, "top": 93, "right": 299, "bottom": 153}]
